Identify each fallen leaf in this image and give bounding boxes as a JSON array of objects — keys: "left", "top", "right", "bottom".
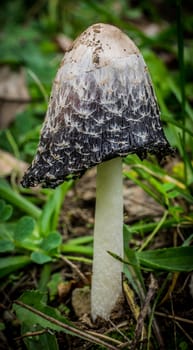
[
  {"left": 0, "top": 66, "right": 29, "bottom": 129},
  {"left": 58, "top": 280, "right": 76, "bottom": 299},
  {"left": 71, "top": 286, "right": 91, "bottom": 318},
  {"left": 0, "top": 149, "right": 28, "bottom": 176}
]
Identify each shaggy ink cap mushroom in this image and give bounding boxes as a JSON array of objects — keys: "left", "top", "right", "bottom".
[
  {"left": 21, "top": 23, "right": 173, "bottom": 322},
  {"left": 22, "top": 23, "right": 173, "bottom": 188}
]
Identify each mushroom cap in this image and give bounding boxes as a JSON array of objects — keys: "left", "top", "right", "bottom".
[{"left": 22, "top": 23, "right": 173, "bottom": 188}]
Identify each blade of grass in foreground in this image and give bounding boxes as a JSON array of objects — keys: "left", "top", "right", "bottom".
[
  {"left": 137, "top": 246, "right": 193, "bottom": 272},
  {"left": 39, "top": 181, "right": 73, "bottom": 235},
  {"left": 0, "top": 179, "right": 41, "bottom": 219},
  {"left": 14, "top": 290, "right": 121, "bottom": 350},
  {"left": 61, "top": 244, "right": 93, "bottom": 257},
  {"left": 0, "top": 256, "right": 31, "bottom": 278}
]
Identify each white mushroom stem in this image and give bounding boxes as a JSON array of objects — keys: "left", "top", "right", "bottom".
[{"left": 91, "top": 157, "right": 123, "bottom": 321}]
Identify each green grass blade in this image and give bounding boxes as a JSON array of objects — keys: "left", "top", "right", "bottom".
[
  {"left": 61, "top": 244, "right": 93, "bottom": 257},
  {"left": 0, "top": 179, "right": 41, "bottom": 219},
  {"left": 137, "top": 246, "right": 193, "bottom": 272},
  {"left": 0, "top": 256, "right": 31, "bottom": 278},
  {"left": 39, "top": 181, "right": 73, "bottom": 235}
]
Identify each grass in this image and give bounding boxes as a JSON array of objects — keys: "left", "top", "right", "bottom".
[{"left": 0, "top": 0, "right": 193, "bottom": 349}]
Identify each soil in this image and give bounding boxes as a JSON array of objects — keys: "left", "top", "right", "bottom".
[{"left": 0, "top": 166, "right": 193, "bottom": 350}]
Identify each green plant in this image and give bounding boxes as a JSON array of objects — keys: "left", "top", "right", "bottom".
[
  {"left": 0, "top": 179, "right": 93, "bottom": 279},
  {"left": 0, "top": 0, "right": 193, "bottom": 348}
]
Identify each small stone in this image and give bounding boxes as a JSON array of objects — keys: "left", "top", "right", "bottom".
[{"left": 72, "top": 286, "right": 91, "bottom": 318}]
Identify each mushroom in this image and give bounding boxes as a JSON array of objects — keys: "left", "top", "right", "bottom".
[{"left": 21, "top": 23, "right": 172, "bottom": 321}]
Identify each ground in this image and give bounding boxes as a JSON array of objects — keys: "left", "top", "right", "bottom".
[{"left": 1, "top": 165, "right": 192, "bottom": 349}]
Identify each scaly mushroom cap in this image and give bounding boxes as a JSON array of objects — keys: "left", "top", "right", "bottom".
[{"left": 22, "top": 23, "right": 173, "bottom": 188}]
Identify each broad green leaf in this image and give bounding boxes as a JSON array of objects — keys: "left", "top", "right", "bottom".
[
  {"left": 13, "top": 290, "right": 72, "bottom": 334},
  {"left": 41, "top": 232, "right": 62, "bottom": 251},
  {"left": 0, "top": 200, "right": 13, "bottom": 221},
  {"left": 13, "top": 291, "right": 117, "bottom": 348},
  {"left": 137, "top": 247, "right": 193, "bottom": 272},
  {"left": 31, "top": 251, "right": 52, "bottom": 264},
  {"left": 0, "top": 239, "right": 14, "bottom": 252},
  {"left": 14, "top": 216, "right": 36, "bottom": 241},
  {"left": 0, "top": 256, "right": 30, "bottom": 278},
  {"left": 22, "top": 323, "right": 59, "bottom": 350}
]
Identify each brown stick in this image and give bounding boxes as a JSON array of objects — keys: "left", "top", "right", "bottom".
[
  {"left": 14, "top": 300, "right": 120, "bottom": 350},
  {"left": 131, "top": 274, "right": 158, "bottom": 349}
]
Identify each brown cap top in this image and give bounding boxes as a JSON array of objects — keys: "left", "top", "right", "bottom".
[{"left": 22, "top": 23, "right": 173, "bottom": 188}]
